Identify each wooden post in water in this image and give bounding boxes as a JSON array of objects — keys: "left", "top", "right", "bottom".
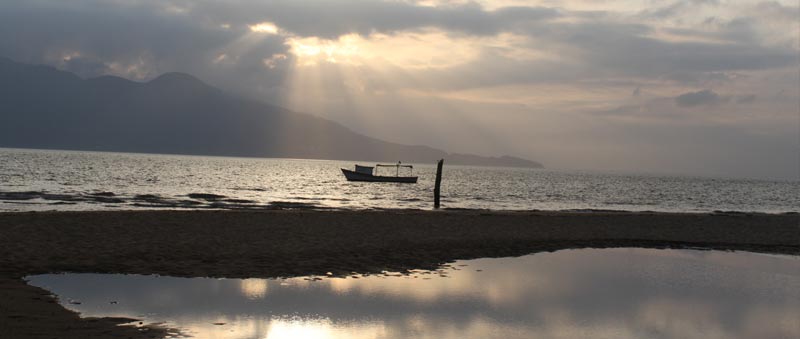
[{"left": 434, "top": 159, "right": 443, "bottom": 209}]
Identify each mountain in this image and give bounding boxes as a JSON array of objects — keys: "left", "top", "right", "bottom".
[{"left": 0, "top": 57, "right": 542, "bottom": 168}]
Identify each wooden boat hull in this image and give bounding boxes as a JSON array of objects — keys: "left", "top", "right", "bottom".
[{"left": 341, "top": 168, "right": 418, "bottom": 183}]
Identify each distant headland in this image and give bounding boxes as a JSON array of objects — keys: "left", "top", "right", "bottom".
[{"left": 0, "top": 57, "right": 543, "bottom": 168}]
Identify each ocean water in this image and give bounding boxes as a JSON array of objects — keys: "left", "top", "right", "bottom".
[
  {"left": 0, "top": 148, "right": 797, "bottom": 213},
  {"left": 27, "top": 249, "right": 800, "bottom": 339}
]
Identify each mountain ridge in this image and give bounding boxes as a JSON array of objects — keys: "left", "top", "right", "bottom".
[{"left": 0, "top": 58, "right": 543, "bottom": 168}]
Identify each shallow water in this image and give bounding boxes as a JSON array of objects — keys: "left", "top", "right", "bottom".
[
  {"left": 1, "top": 148, "right": 798, "bottom": 213},
  {"left": 27, "top": 249, "right": 800, "bottom": 339}
]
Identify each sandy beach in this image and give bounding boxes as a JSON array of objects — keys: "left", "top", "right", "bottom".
[{"left": 1, "top": 209, "right": 798, "bottom": 338}]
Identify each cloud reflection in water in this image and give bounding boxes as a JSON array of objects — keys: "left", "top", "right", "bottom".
[{"left": 27, "top": 249, "right": 800, "bottom": 339}]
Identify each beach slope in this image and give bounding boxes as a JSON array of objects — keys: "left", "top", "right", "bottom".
[{"left": 0, "top": 210, "right": 798, "bottom": 338}]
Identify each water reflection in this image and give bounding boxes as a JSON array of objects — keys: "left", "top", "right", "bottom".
[
  {"left": 240, "top": 279, "right": 268, "bottom": 300},
  {"left": 27, "top": 249, "right": 800, "bottom": 339}
]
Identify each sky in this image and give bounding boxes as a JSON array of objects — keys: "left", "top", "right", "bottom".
[{"left": 1, "top": 0, "right": 798, "bottom": 180}]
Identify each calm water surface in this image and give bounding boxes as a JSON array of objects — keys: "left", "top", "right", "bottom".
[
  {"left": 27, "top": 249, "right": 800, "bottom": 339},
  {"left": 1, "top": 148, "right": 798, "bottom": 213}
]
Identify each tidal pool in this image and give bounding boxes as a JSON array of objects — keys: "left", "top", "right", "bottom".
[{"left": 27, "top": 248, "right": 800, "bottom": 339}]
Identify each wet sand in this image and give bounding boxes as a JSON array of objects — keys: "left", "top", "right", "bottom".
[{"left": 1, "top": 210, "right": 798, "bottom": 338}]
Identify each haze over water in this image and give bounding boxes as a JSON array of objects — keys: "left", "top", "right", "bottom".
[{"left": 1, "top": 148, "right": 797, "bottom": 213}]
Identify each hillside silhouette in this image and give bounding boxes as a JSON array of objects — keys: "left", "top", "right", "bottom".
[{"left": 0, "top": 57, "right": 542, "bottom": 168}]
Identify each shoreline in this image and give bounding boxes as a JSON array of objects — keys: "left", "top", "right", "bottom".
[
  {"left": 2, "top": 201, "right": 799, "bottom": 216},
  {"left": 1, "top": 209, "right": 798, "bottom": 338}
]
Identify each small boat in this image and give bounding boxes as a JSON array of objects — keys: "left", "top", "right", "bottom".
[{"left": 341, "top": 163, "right": 418, "bottom": 183}]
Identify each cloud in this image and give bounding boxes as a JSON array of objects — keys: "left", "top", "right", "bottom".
[
  {"left": 1, "top": 0, "right": 795, "bottom": 90},
  {"left": 675, "top": 89, "right": 723, "bottom": 107},
  {"left": 557, "top": 22, "right": 795, "bottom": 76},
  {"left": 192, "top": 1, "right": 561, "bottom": 38},
  {"left": 735, "top": 94, "right": 757, "bottom": 104},
  {"left": 0, "top": 0, "right": 797, "bottom": 179},
  {"left": 638, "top": 0, "right": 720, "bottom": 20},
  {"left": 754, "top": 1, "right": 800, "bottom": 22}
]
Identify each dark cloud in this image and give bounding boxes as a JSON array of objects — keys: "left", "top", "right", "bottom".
[
  {"left": 0, "top": 2, "right": 243, "bottom": 73},
  {"left": 553, "top": 22, "right": 796, "bottom": 76},
  {"left": 0, "top": 0, "right": 293, "bottom": 97},
  {"left": 189, "top": 1, "right": 561, "bottom": 38},
  {"left": 638, "top": 0, "right": 720, "bottom": 20},
  {"left": 397, "top": 17, "right": 795, "bottom": 92},
  {"left": 736, "top": 94, "right": 757, "bottom": 104},
  {"left": 754, "top": 1, "right": 800, "bottom": 22},
  {"left": 663, "top": 72, "right": 735, "bottom": 85},
  {"left": 0, "top": 0, "right": 795, "bottom": 94},
  {"left": 675, "top": 89, "right": 723, "bottom": 107},
  {"left": 0, "top": 0, "right": 561, "bottom": 96}
]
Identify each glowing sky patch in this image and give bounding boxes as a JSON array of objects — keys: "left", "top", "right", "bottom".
[
  {"left": 286, "top": 30, "right": 490, "bottom": 69},
  {"left": 287, "top": 35, "right": 362, "bottom": 65},
  {"left": 263, "top": 53, "right": 287, "bottom": 69},
  {"left": 249, "top": 22, "right": 280, "bottom": 34}
]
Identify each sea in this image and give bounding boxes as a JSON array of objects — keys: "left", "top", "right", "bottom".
[{"left": 1, "top": 147, "right": 797, "bottom": 213}]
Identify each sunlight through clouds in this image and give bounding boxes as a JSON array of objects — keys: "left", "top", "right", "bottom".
[
  {"left": 262, "top": 53, "right": 287, "bottom": 69},
  {"left": 286, "top": 35, "right": 362, "bottom": 66},
  {"left": 255, "top": 0, "right": 797, "bottom": 178},
  {"left": 285, "top": 30, "right": 486, "bottom": 69},
  {"left": 249, "top": 21, "right": 280, "bottom": 34},
  {"left": 1, "top": 0, "right": 797, "bottom": 179}
]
